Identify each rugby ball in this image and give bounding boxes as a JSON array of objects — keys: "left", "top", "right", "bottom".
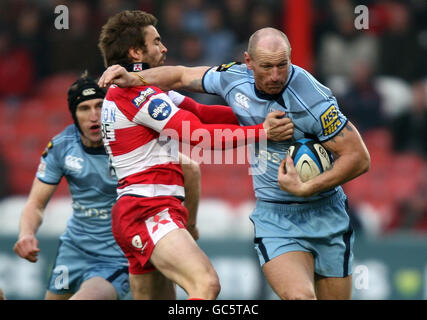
[{"left": 287, "top": 138, "right": 332, "bottom": 182}]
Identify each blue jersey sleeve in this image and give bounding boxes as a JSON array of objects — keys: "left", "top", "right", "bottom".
[
  {"left": 36, "top": 139, "right": 63, "bottom": 184},
  {"left": 313, "top": 101, "right": 348, "bottom": 142},
  {"left": 202, "top": 62, "right": 247, "bottom": 96},
  {"left": 202, "top": 67, "right": 222, "bottom": 94}
]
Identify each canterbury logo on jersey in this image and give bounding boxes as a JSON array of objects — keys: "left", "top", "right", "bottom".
[
  {"left": 65, "top": 155, "right": 84, "bottom": 171},
  {"left": 235, "top": 92, "right": 250, "bottom": 109}
]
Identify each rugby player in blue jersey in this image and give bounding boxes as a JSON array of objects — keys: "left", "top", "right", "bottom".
[
  {"left": 13, "top": 73, "right": 201, "bottom": 299},
  {"left": 13, "top": 73, "right": 130, "bottom": 299},
  {"left": 99, "top": 27, "right": 370, "bottom": 300}
]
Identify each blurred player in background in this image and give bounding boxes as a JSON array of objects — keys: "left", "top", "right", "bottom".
[
  {"left": 98, "top": 10, "right": 293, "bottom": 300},
  {"left": 13, "top": 73, "right": 130, "bottom": 300},
  {"left": 99, "top": 27, "right": 371, "bottom": 300}
]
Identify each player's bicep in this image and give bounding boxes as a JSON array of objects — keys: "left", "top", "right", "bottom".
[{"left": 322, "top": 122, "right": 368, "bottom": 159}]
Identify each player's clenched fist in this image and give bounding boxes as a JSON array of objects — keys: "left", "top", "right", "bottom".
[
  {"left": 263, "top": 111, "right": 294, "bottom": 141},
  {"left": 13, "top": 234, "right": 40, "bottom": 263},
  {"left": 98, "top": 65, "right": 139, "bottom": 88}
]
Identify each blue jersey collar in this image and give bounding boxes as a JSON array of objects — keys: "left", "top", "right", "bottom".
[{"left": 81, "top": 142, "right": 107, "bottom": 155}]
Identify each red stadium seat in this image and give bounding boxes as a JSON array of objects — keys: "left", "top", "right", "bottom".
[
  {"left": 36, "top": 73, "right": 78, "bottom": 100},
  {"left": 0, "top": 95, "right": 72, "bottom": 195},
  {"left": 362, "top": 128, "right": 393, "bottom": 155}
]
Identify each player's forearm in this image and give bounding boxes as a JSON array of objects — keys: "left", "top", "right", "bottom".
[
  {"left": 303, "top": 151, "right": 370, "bottom": 196},
  {"left": 165, "top": 111, "right": 265, "bottom": 150},
  {"left": 18, "top": 203, "right": 44, "bottom": 238},
  {"left": 139, "top": 66, "right": 209, "bottom": 92}
]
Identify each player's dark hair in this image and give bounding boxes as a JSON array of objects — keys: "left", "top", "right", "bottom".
[
  {"left": 67, "top": 71, "right": 106, "bottom": 133},
  {"left": 98, "top": 10, "right": 158, "bottom": 67}
]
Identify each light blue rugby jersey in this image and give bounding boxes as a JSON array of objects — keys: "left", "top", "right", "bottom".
[
  {"left": 36, "top": 124, "right": 127, "bottom": 261},
  {"left": 202, "top": 63, "right": 348, "bottom": 202}
]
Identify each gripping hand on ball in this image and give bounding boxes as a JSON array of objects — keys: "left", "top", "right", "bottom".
[{"left": 278, "top": 155, "right": 310, "bottom": 197}]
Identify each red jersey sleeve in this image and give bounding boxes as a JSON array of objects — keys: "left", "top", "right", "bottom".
[
  {"left": 179, "top": 96, "right": 239, "bottom": 125},
  {"left": 163, "top": 109, "right": 265, "bottom": 149}
]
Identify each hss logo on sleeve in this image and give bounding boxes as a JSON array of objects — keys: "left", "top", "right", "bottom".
[{"left": 320, "top": 105, "right": 342, "bottom": 136}]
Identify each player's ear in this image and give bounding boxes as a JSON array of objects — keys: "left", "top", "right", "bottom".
[
  {"left": 244, "top": 52, "right": 253, "bottom": 70},
  {"left": 128, "top": 47, "right": 143, "bottom": 62}
]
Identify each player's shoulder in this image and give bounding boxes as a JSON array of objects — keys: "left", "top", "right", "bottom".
[
  {"left": 52, "top": 124, "right": 79, "bottom": 144},
  {"left": 288, "top": 64, "right": 334, "bottom": 105},
  {"left": 205, "top": 61, "right": 252, "bottom": 92},
  {"left": 212, "top": 62, "right": 250, "bottom": 78},
  {"left": 106, "top": 84, "right": 164, "bottom": 100},
  {"left": 106, "top": 84, "right": 170, "bottom": 109},
  {"left": 289, "top": 65, "right": 332, "bottom": 96},
  {"left": 215, "top": 61, "right": 246, "bottom": 73},
  {"left": 42, "top": 124, "right": 78, "bottom": 158}
]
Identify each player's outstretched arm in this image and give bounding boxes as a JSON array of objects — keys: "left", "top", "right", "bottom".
[
  {"left": 99, "top": 65, "right": 210, "bottom": 93},
  {"left": 172, "top": 93, "right": 293, "bottom": 138},
  {"left": 177, "top": 95, "right": 239, "bottom": 125},
  {"left": 278, "top": 121, "right": 370, "bottom": 197},
  {"left": 13, "top": 178, "right": 57, "bottom": 263}
]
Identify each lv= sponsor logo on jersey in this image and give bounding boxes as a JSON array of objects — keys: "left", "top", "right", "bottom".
[{"left": 132, "top": 87, "right": 156, "bottom": 108}]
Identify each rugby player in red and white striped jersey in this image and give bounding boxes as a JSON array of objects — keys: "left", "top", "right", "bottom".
[{"left": 98, "top": 10, "right": 293, "bottom": 300}]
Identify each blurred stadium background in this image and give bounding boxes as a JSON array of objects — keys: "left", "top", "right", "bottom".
[{"left": 0, "top": 0, "right": 426, "bottom": 300}]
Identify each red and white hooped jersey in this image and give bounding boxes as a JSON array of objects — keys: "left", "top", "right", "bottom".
[
  {"left": 102, "top": 85, "right": 185, "bottom": 200},
  {"left": 102, "top": 85, "right": 264, "bottom": 200}
]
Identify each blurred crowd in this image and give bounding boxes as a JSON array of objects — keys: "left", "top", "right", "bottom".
[{"left": 0, "top": 0, "right": 426, "bottom": 235}]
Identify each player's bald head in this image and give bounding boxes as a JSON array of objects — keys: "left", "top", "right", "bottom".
[{"left": 247, "top": 27, "right": 291, "bottom": 59}]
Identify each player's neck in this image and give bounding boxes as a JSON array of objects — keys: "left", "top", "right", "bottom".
[{"left": 80, "top": 135, "right": 103, "bottom": 148}]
